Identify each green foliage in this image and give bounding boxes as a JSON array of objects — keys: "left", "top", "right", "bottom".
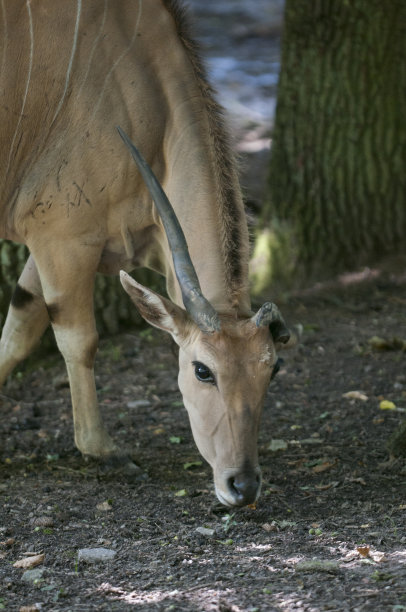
[
  {"left": 250, "top": 226, "right": 296, "bottom": 293},
  {"left": 222, "top": 513, "right": 237, "bottom": 533}
]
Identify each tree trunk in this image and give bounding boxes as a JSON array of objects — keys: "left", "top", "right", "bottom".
[
  {"left": 0, "top": 240, "right": 161, "bottom": 347},
  {"left": 263, "top": 0, "right": 406, "bottom": 282}
]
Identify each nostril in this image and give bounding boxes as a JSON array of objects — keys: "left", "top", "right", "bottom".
[
  {"left": 228, "top": 477, "right": 244, "bottom": 505},
  {"left": 227, "top": 472, "right": 261, "bottom": 506},
  {"left": 228, "top": 475, "right": 240, "bottom": 496}
]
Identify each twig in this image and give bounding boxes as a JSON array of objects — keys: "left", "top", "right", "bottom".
[
  {"left": 51, "top": 465, "right": 87, "bottom": 475},
  {"left": 0, "top": 392, "right": 18, "bottom": 402}
]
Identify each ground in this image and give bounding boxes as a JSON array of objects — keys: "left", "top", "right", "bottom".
[{"left": 1, "top": 272, "right": 406, "bottom": 611}]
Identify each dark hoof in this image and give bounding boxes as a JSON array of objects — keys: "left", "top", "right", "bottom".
[{"left": 85, "top": 454, "right": 148, "bottom": 482}]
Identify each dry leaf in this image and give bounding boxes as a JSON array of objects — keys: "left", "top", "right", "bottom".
[
  {"left": 348, "top": 477, "right": 367, "bottom": 486},
  {"left": 368, "top": 336, "right": 390, "bottom": 350},
  {"left": 153, "top": 427, "right": 165, "bottom": 435},
  {"left": 288, "top": 458, "right": 306, "bottom": 467},
  {"left": 174, "top": 489, "right": 187, "bottom": 497},
  {"left": 343, "top": 391, "right": 368, "bottom": 401},
  {"left": 262, "top": 523, "right": 277, "bottom": 532},
  {"left": 379, "top": 400, "right": 396, "bottom": 411},
  {"left": 357, "top": 545, "right": 370, "bottom": 558},
  {"left": 343, "top": 550, "right": 359, "bottom": 562},
  {"left": 267, "top": 484, "right": 282, "bottom": 493},
  {"left": 312, "top": 460, "right": 336, "bottom": 474},
  {"left": 247, "top": 502, "right": 257, "bottom": 510},
  {"left": 20, "top": 606, "right": 42, "bottom": 612},
  {"left": 13, "top": 553, "right": 45, "bottom": 569},
  {"left": 370, "top": 551, "right": 386, "bottom": 563},
  {"left": 368, "top": 336, "right": 406, "bottom": 351},
  {"left": 300, "top": 438, "right": 324, "bottom": 445},
  {"left": 315, "top": 481, "right": 340, "bottom": 490},
  {"left": 0, "top": 538, "right": 15, "bottom": 548}
]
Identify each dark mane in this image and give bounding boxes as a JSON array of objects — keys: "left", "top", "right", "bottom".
[{"left": 162, "top": 0, "right": 248, "bottom": 302}]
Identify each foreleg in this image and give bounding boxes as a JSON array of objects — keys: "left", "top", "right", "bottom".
[{"left": 31, "top": 241, "right": 118, "bottom": 459}]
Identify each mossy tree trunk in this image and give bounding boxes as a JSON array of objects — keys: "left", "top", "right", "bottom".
[{"left": 263, "top": 0, "right": 406, "bottom": 282}]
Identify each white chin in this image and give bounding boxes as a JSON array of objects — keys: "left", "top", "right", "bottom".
[{"left": 214, "top": 487, "right": 238, "bottom": 508}]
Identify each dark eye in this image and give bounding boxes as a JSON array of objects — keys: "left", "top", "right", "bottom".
[
  {"left": 270, "top": 357, "right": 283, "bottom": 381},
  {"left": 193, "top": 361, "right": 215, "bottom": 385}
]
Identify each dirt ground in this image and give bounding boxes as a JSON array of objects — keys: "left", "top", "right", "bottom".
[{"left": 1, "top": 270, "right": 406, "bottom": 611}]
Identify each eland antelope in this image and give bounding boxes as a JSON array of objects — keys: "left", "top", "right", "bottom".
[{"left": 0, "top": 0, "right": 289, "bottom": 507}]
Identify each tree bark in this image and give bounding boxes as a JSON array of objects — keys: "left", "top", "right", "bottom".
[{"left": 265, "top": 0, "right": 406, "bottom": 279}]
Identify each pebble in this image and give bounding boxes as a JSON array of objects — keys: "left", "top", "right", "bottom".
[
  {"left": 268, "top": 439, "right": 288, "bottom": 452},
  {"left": 21, "top": 568, "right": 45, "bottom": 583},
  {"left": 77, "top": 548, "right": 116, "bottom": 563},
  {"left": 126, "top": 400, "right": 151, "bottom": 409},
  {"left": 195, "top": 527, "right": 215, "bottom": 537}
]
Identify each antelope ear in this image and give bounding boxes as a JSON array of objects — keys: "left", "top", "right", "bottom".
[
  {"left": 252, "top": 302, "right": 290, "bottom": 345},
  {"left": 120, "top": 271, "right": 190, "bottom": 341},
  {"left": 270, "top": 319, "right": 290, "bottom": 345}
]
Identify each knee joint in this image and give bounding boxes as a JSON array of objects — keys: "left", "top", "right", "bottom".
[{"left": 54, "top": 327, "right": 99, "bottom": 368}]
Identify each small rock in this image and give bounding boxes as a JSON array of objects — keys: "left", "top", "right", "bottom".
[
  {"left": 268, "top": 439, "right": 288, "bottom": 452},
  {"left": 21, "top": 568, "right": 45, "bottom": 583},
  {"left": 96, "top": 501, "right": 112, "bottom": 512},
  {"left": 262, "top": 523, "right": 277, "bottom": 532},
  {"left": 342, "top": 390, "right": 368, "bottom": 402},
  {"left": 126, "top": 400, "right": 151, "bottom": 409},
  {"left": 195, "top": 527, "right": 215, "bottom": 538},
  {"left": 77, "top": 547, "right": 116, "bottom": 563}
]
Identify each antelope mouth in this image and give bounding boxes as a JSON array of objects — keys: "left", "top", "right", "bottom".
[{"left": 215, "top": 466, "right": 262, "bottom": 507}]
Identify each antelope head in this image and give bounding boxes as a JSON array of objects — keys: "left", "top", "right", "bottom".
[{"left": 118, "top": 129, "right": 290, "bottom": 507}]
